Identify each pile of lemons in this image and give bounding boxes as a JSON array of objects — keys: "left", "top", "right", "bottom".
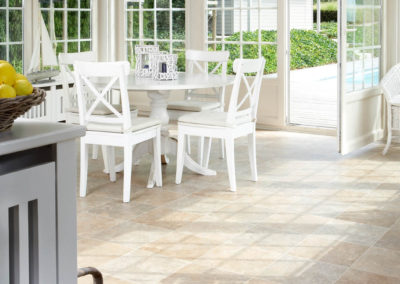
[{"left": 0, "top": 60, "right": 33, "bottom": 99}]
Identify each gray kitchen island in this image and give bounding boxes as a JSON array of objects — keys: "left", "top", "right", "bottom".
[{"left": 0, "top": 122, "right": 85, "bottom": 284}]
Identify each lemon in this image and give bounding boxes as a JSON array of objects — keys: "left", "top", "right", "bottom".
[
  {"left": 0, "top": 62, "right": 16, "bottom": 86},
  {"left": 14, "top": 79, "right": 33, "bottom": 96},
  {"left": 0, "top": 60, "right": 8, "bottom": 64},
  {"left": 0, "top": 84, "right": 16, "bottom": 98},
  {"left": 15, "top": 73, "right": 28, "bottom": 82}
]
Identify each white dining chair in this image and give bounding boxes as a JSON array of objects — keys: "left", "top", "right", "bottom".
[
  {"left": 59, "top": 52, "right": 138, "bottom": 179},
  {"left": 167, "top": 49, "right": 229, "bottom": 164},
  {"left": 176, "top": 58, "right": 265, "bottom": 191},
  {"left": 381, "top": 63, "right": 400, "bottom": 155},
  {"left": 74, "top": 61, "right": 162, "bottom": 202}
]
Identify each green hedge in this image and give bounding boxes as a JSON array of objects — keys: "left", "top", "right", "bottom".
[
  {"left": 206, "top": 29, "right": 337, "bottom": 75},
  {"left": 313, "top": 10, "right": 337, "bottom": 22}
]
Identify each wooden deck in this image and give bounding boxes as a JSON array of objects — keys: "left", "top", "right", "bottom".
[{"left": 289, "top": 64, "right": 338, "bottom": 128}]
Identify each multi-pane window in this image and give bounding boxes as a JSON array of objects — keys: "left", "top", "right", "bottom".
[
  {"left": 346, "top": 0, "right": 381, "bottom": 92},
  {"left": 125, "top": 0, "right": 185, "bottom": 71},
  {"left": 206, "top": 0, "right": 277, "bottom": 74},
  {"left": 0, "top": 0, "right": 23, "bottom": 73},
  {"left": 40, "top": 0, "right": 92, "bottom": 55}
]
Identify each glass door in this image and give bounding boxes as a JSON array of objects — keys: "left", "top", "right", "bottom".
[{"left": 338, "top": 0, "right": 383, "bottom": 154}]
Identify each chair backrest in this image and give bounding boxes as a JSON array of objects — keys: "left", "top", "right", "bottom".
[
  {"left": 74, "top": 61, "right": 132, "bottom": 131},
  {"left": 185, "top": 49, "right": 230, "bottom": 103},
  {"left": 59, "top": 51, "right": 97, "bottom": 110},
  {"left": 227, "top": 58, "right": 266, "bottom": 122},
  {"left": 186, "top": 49, "right": 229, "bottom": 75},
  {"left": 381, "top": 63, "right": 400, "bottom": 104}
]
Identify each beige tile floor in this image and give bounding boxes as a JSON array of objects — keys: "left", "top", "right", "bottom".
[{"left": 77, "top": 130, "right": 400, "bottom": 284}]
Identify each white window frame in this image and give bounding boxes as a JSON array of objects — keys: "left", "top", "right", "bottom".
[
  {"left": 40, "top": 0, "right": 93, "bottom": 54},
  {"left": 125, "top": 0, "right": 185, "bottom": 55},
  {"left": 0, "top": 0, "right": 24, "bottom": 68},
  {"left": 205, "top": 0, "right": 277, "bottom": 63}
]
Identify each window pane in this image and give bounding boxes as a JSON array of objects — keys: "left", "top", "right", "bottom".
[
  {"left": 80, "top": 11, "right": 91, "bottom": 39},
  {"left": 9, "top": 10, "right": 22, "bottom": 42},
  {"left": 157, "top": 11, "right": 169, "bottom": 39},
  {"left": 9, "top": 44, "right": 22, "bottom": 73},
  {"left": 0, "top": 10, "right": 5, "bottom": 42},
  {"left": 81, "top": 0, "right": 91, "bottom": 9},
  {"left": 127, "top": 40, "right": 138, "bottom": 68},
  {"left": 56, "top": 42, "right": 64, "bottom": 54},
  {"left": 67, "top": 0, "right": 78, "bottom": 8},
  {"left": 68, "top": 41, "right": 78, "bottom": 52},
  {"left": 208, "top": 10, "right": 223, "bottom": 42},
  {"left": 42, "top": 10, "right": 50, "bottom": 33},
  {"left": 172, "top": 11, "right": 184, "bottom": 39},
  {"left": 40, "top": 0, "right": 50, "bottom": 8},
  {"left": 127, "top": 11, "right": 139, "bottom": 39},
  {"left": 158, "top": 41, "right": 170, "bottom": 53},
  {"left": 173, "top": 41, "right": 185, "bottom": 72},
  {"left": 0, "top": 45, "right": 6, "bottom": 60},
  {"left": 80, "top": 41, "right": 91, "bottom": 52},
  {"left": 127, "top": 2, "right": 139, "bottom": 9},
  {"left": 143, "top": 11, "right": 154, "bottom": 38},
  {"left": 156, "top": 0, "right": 169, "bottom": 8},
  {"left": 55, "top": 11, "right": 64, "bottom": 40},
  {"left": 172, "top": 0, "right": 184, "bottom": 8},
  {"left": 243, "top": 44, "right": 258, "bottom": 59},
  {"left": 0, "top": 0, "right": 5, "bottom": 7},
  {"left": 143, "top": 0, "right": 154, "bottom": 9},
  {"left": 261, "top": 43, "right": 277, "bottom": 74},
  {"left": 54, "top": 0, "right": 65, "bottom": 8},
  {"left": 224, "top": 10, "right": 240, "bottom": 41},
  {"left": 9, "top": 0, "right": 22, "bottom": 7},
  {"left": 68, "top": 12, "right": 78, "bottom": 39}
]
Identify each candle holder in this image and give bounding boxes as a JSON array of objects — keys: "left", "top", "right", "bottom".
[
  {"left": 135, "top": 45, "right": 160, "bottom": 78},
  {"left": 151, "top": 52, "right": 178, "bottom": 81}
]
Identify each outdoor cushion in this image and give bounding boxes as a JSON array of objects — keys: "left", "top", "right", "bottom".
[
  {"left": 67, "top": 104, "right": 136, "bottom": 115},
  {"left": 66, "top": 107, "right": 138, "bottom": 125},
  {"left": 178, "top": 111, "right": 252, "bottom": 128},
  {"left": 167, "top": 100, "right": 220, "bottom": 112},
  {"left": 87, "top": 117, "right": 160, "bottom": 133}
]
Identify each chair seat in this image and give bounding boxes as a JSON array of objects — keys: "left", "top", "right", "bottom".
[
  {"left": 66, "top": 107, "right": 138, "bottom": 125},
  {"left": 67, "top": 104, "right": 136, "bottom": 115},
  {"left": 87, "top": 117, "right": 161, "bottom": 133},
  {"left": 167, "top": 100, "right": 221, "bottom": 112},
  {"left": 178, "top": 111, "right": 252, "bottom": 128}
]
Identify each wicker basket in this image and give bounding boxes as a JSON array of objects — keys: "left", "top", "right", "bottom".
[{"left": 0, "top": 87, "right": 46, "bottom": 132}]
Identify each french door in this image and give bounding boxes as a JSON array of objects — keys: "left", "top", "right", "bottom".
[{"left": 338, "top": 0, "right": 384, "bottom": 154}]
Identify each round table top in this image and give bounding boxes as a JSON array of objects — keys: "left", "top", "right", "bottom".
[{"left": 124, "top": 72, "right": 235, "bottom": 91}]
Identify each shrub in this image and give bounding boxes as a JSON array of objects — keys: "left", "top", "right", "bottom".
[{"left": 209, "top": 29, "right": 337, "bottom": 75}]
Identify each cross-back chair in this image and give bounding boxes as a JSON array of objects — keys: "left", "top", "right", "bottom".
[
  {"left": 74, "top": 61, "right": 162, "bottom": 202},
  {"left": 168, "top": 49, "right": 230, "bottom": 164},
  {"left": 176, "top": 58, "right": 266, "bottom": 191},
  {"left": 381, "top": 63, "right": 400, "bottom": 155}
]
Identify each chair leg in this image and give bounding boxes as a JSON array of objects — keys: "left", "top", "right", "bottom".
[
  {"left": 107, "top": 147, "right": 116, "bottom": 182},
  {"left": 101, "top": 145, "right": 109, "bottom": 174},
  {"left": 154, "top": 128, "right": 162, "bottom": 187},
  {"left": 383, "top": 104, "right": 392, "bottom": 155},
  {"left": 204, "top": 137, "right": 212, "bottom": 168},
  {"left": 220, "top": 138, "right": 225, "bottom": 159},
  {"left": 187, "top": 135, "right": 191, "bottom": 155},
  {"left": 123, "top": 145, "right": 133, "bottom": 203},
  {"left": 80, "top": 141, "right": 89, "bottom": 197},
  {"left": 248, "top": 131, "right": 258, "bottom": 182},
  {"left": 225, "top": 137, "right": 236, "bottom": 192},
  {"left": 197, "top": 136, "right": 205, "bottom": 165},
  {"left": 92, "top": 145, "right": 99, "bottom": 160},
  {"left": 176, "top": 131, "right": 186, "bottom": 184}
]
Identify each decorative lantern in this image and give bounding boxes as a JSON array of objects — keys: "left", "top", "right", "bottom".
[
  {"left": 135, "top": 45, "right": 159, "bottom": 78},
  {"left": 151, "top": 52, "right": 178, "bottom": 81}
]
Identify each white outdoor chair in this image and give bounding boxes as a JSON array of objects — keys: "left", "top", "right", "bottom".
[
  {"left": 167, "top": 49, "right": 229, "bottom": 164},
  {"left": 59, "top": 52, "right": 138, "bottom": 178},
  {"left": 381, "top": 63, "right": 400, "bottom": 155},
  {"left": 74, "top": 61, "right": 162, "bottom": 202},
  {"left": 176, "top": 58, "right": 265, "bottom": 191}
]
